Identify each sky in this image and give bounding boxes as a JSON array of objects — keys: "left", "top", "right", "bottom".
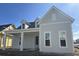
[{"left": 0, "top": 3, "right": 78, "bottom": 40}]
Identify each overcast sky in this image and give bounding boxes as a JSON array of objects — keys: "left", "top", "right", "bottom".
[{"left": 0, "top": 3, "right": 78, "bottom": 40}]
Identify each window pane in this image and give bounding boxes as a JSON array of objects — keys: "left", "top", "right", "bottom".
[
  {"left": 22, "top": 24, "right": 25, "bottom": 29},
  {"left": 60, "top": 37, "right": 65, "bottom": 40},
  {"left": 60, "top": 40, "right": 66, "bottom": 47},
  {"left": 45, "top": 33, "right": 50, "bottom": 40},
  {"left": 35, "top": 36, "right": 39, "bottom": 45},
  {"left": 60, "top": 31, "right": 66, "bottom": 38},
  {"left": 45, "top": 40, "right": 50, "bottom": 46},
  {"left": 37, "top": 25, "right": 39, "bottom": 28}
]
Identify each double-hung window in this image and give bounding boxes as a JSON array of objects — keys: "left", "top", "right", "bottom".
[
  {"left": 59, "top": 31, "right": 67, "bottom": 47},
  {"left": 44, "top": 32, "right": 51, "bottom": 46}
]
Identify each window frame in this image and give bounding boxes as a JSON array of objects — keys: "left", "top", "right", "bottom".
[
  {"left": 35, "top": 20, "right": 40, "bottom": 28},
  {"left": 59, "top": 31, "right": 67, "bottom": 48},
  {"left": 44, "top": 32, "right": 52, "bottom": 47}
]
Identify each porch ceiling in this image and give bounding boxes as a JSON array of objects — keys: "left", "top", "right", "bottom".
[{"left": 5, "top": 28, "right": 39, "bottom": 34}]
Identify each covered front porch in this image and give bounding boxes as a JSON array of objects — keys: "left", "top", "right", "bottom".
[{"left": 3, "top": 28, "right": 39, "bottom": 51}]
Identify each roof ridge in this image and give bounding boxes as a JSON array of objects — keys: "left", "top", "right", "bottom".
[{"left": 0, "top": 24, "right": 12, "bottom": 26}]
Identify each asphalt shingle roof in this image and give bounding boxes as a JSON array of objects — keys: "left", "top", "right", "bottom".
[
  {"left": 0, "top": 24, "right": 12, "bottom": 31},
  {"left": 17, "top": 22, "right": 35, "bottom": 29},
  {"left": 28, "top": 22, "right": 35, "bottom": 28}
]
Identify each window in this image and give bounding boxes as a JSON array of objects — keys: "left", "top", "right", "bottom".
[
  {"left": 60, "top": 40, "right": 66, "bottom": 47},
  {"left": 45, "top": 33, "right": 50, "bottom": 40},
  {"left": 44, "top": 32, "right": 51, "bottom": 46},
  {"left": 36, "top": 22, "right": 39, "bottom": 28},
  {"left": 59, "top": 31, "right": 67, "bottom": 47},
  {"left": 37, "top": 24, "right": 39, "bottom": 28},
  {"left": 45, "top": 40, "right": 50, "bottom": 46},
  {"left": 19, "top": 38, "right": 21, "bottom": 45},
  {"left": 22, "top": 24, "right": 25, "bottom": 29},
  {"left": 35, "top": 36, "right": 39, "bottom": 45}
]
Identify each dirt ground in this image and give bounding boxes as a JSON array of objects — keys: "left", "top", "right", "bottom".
[
  {"left": 74, "top": 48, "right": 79, "bottom": 56},
  {"left": 0, "top": 48, "right": 79, "bottom": 56}
]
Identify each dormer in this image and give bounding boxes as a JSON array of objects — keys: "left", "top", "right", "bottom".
[
  {"left": 35, "top": 17, "right": 40, "bottom": 28},
  {"left": 21, "top": 20, "right": 29, "bottom": 29}
]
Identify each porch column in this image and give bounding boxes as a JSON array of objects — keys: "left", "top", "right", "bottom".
[
  {"left": 3, "top": 32, "right": 6, "bottom": 50},
  {"left": 20, "top": 32, "right": 24, "bottom": 51}
]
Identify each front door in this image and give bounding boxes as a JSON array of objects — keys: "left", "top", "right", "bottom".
[{"left": 35, "top": 36, "right": 39, "bottom": 49}]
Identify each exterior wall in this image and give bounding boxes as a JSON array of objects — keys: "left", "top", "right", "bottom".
[
  {"left": 11, "top": 7, "right": 73, "bottom": 53},
  {"left": 40, "top": 8, "right": 71, "bottom": 24},
  {"left": 6, "top": 36, "right": 12, "bottom": 48},
  {"left": 3, "top": 25, "right": 15, "bottom": 31},
  {"left": 12, "top": 34, "right": 20, "bottom": 49},
  {"left": 39, "top": 23, "right": 73, "bottom": 53},
  {"left": 0, "top": 25, "right": 15, "bottom": 48},
  {"left": 23, "top": 32, "right": 39, "bottom": 49},
  {"left": 25, "top": 24, "right": 29, "bottom": 29},
  {"left": 39, "top": 7, "right": 73, "bottom": 53},
  {"left": 0, "top": 35, "right": 12, "bottom": 48},
  {"left": 12, "top": 32, "right": 39, "bottom": 49}
]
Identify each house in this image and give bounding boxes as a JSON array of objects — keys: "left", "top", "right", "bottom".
[
  {"left": 0, "top": 24, "right": 15, "bottom": 49},
  {"left": 3, "top": 6, "right": 74, "bottom": 54},
  {"left": 74, "top": 39, "right": 79, "bottom": 48},
  {"left": 75, "top": 39, "right": 79, "bottom": 44}
]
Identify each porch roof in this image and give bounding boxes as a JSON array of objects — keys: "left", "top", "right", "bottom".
[{"left": 5, "top": 28, "right": 39, "bottom": 34}]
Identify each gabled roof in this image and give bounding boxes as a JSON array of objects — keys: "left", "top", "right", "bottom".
[
  {"left": 18, "top": 6, "right": 74, "bottom": 29},
  {"left": 17, "top": 22, "right": 35, "bottom": 29},
  {"left": 21, "top": 19, "right": 30, "bottom": 25},
  {"left": 0, "top": 24, "right": 13, "bottom": 31},
  {"left": 40, "top": 6, "right": 74, "bottom": 23},
  {"left": 17, "top": 26, "right": 21, "bottom": 29},
  {"left": 28, "top": 22, "right": 35, "bottom": 28}
]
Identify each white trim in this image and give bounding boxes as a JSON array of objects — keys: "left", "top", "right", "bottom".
[
  {"left": 44, "top": 32, "right": 52, "bottom": 47},
  {"left": 40, "top": 6, "right": 74, "bottom": 23},
  {"left": 5, "top": 28, "right": 39, "bottom": 34},
  {"left": 58, "top": 31, "right": 67, "bottom": 48},
  {"left": 20, "top": 32, "right": 24, "bottom": 51},
  {"left": 41, "top": 21, "right": 70, "bottom": 26},
  {"left": 35, "top": 19, "right": 40, "bottom": 28},
  {"left": 2, "top": 32, "right": 6, "bottom": 50}
]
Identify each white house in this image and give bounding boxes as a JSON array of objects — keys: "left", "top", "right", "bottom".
[
  {"left": 2, "top": 6, "right": 74, "bottom": 54},
  {"left": 0, "top": 24, "right": 15, "bottom": 49}
]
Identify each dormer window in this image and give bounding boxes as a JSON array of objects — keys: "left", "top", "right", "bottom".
[
  {"left": 37, "top": 24, "right": 39, "bottom": 28},
  {"left": 21, "top": 23, "right": 29, "bottom": 29},
  {"left": 35, "top": 17, "right": 40, "bottom": 28},
  {"left": 35, "top": 20, "right": 40, "bottom": 28},
  {"left": 21, "top": 20, "right": 29, "bottom": 29},
  {"left": 22, "top": 24, "right": 25, "bottom": 29}
]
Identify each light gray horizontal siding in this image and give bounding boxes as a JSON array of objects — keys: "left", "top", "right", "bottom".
[
  {"left": 12, "top": 32, "right": 39, "bottom": 50},
  {"left": 39, "top": 23, "right": 73, "bottom": 53}
]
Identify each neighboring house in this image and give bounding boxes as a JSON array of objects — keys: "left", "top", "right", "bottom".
[
  {"left": 74, "top": 39, "right": 79, "bottom": 48},
  {"left": 75, "top": 39, "right": 79, "bottom": 44},
  {"left": 3, "top": 6, "right": 74, "bottom": 54},
  {"left": 0, "top": 24, "right": 15, "bottom": 49}
]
